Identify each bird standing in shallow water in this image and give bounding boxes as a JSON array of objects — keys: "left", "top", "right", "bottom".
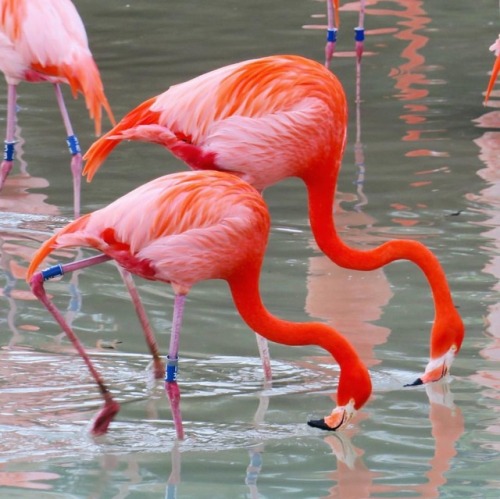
[
  {"left": 83, "top": 54, "right": 465, "bottom": 387},
  {"left": 0, "top": 0, "right": 115, "bottom": 216},
  {"left": 27, "top": 170, "right": 372, "bottom": 437}
]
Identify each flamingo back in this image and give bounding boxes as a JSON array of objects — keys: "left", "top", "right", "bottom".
[
  {"left": 83, "top": 55, "right": 347, "bottom": 189},
  {"left": 28, "top": 171, "right": 270, "bottom": 292}
]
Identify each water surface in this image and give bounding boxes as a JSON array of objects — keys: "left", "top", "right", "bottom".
[{"left": 0, "top": 0, "right": 499, "bottom": 497}]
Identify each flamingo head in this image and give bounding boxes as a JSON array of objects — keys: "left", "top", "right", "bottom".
[
  {"left": 307, "top": 359, "right": 372, "bottom": 431},
  {"left": 405, "top": 344, "right": 460, "bottom": 387},
  {"left": 308, "top": 399, "right": 357, "bottom": 431},
  {"left": 404, "top": 306, "right": 465, "bottom": 387}
]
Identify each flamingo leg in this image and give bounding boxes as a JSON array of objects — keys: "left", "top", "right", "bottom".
[
  {"left": 324, "top": 0, "right": 338, "bottom": 68},
  {"left": 355, "top": 0, "right": 366, "bottom": 64},
  {"left": 53, "top": 83, "right": 82, "bottom": 218},
  {"left": 115, "top": 266, "right": 164, "bottom": 379},
  {"left": 164, "top": 293, "right": 187, "bottom": 440},
  {"left": 255, "top": 334, "right": 272, "bottom": 382},
  {"left": 0, "top": 84, "right": 17, "bottom": 189},
  {"left": 29, "top": 254, "right": 119, "bottom": 436}
]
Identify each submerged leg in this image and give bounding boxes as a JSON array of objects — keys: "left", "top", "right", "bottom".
[
  {"left": 116, "top": 266, "right": 164, "bottom": 379},
  {"left": 53, "top": 83, "right": 83, "bottom": 218},
  {"left": 30, "top": 254, "right": 119, "bottom": 435},
  {"left": 255, "top": 334, "right": 272, "bottom": 382},
  {"left": 0, "top": 84, "right": 17, "bottom": 189},
  {"left": 165, "top": 294, "right": 187, "bottom": 440}
]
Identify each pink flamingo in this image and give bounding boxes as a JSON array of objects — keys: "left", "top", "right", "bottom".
[
  {"left": 0, "top": 0, "right": 115, "bottom": 216},
  {"left": 26, "top": 170, "right": 372, "bottom": 437},
  {"left": 83, "top": 55, "right": 464, "bottom": 387},
  {"left": 484, "top": 35, "right": 500, "bottom": 104}
]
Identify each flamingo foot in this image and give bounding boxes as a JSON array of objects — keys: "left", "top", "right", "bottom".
[
  {"left": 91, "top": 400, "right": 121, "bottom": 436},
  {"left": 0, "top": 160, "right": 14, "bottom": 189}
]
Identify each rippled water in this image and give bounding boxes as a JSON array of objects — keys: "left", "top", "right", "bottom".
[{"left": 1, "top": 0, "right": 499, "bottom": 497}]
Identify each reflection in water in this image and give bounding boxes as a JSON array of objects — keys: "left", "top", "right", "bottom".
[
  {"left": 0, "top": 1, "right": 488, "bottom": 495},
  {"left": 0, "top": 468, "right": 60, "bottom": 491},
  {"left": 305, "top": 200, "right": 393, "bottom": 367},
  {"left": 0, "top": 124, "right": 59, "bottom": 217},
  {"left": 469, "top": 103, "right": 500, "bottom": 455}
]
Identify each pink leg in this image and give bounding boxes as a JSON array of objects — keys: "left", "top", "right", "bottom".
[
  {"left": 164, "top": 294, "right": 187, "bottom": 439},
  {"left": 30, "top": 267, "right": 119, "bottom": 435},
  {"left": 166, "top": 381, "right": 184, "bottom": 440},
  {"left": 115, "top": 266, "right": 164, "bottom": 379},
  {"left": 0, "top": 84, "right": 17, "bottom": 189},
  {"left": 324, "top": 0, "right": 338, "bottom": 68},
  {"left": 53, "top": 84, "right": 82, "bottom": 218},
  {"left": 355, "top": 0, "right": 366, "bottom": 63},
  {"left": 255, "top": 334, "right": 272, "bottom": 382},
  {"left": 166, "top": 294, "right": 186, "bottom": 372}
]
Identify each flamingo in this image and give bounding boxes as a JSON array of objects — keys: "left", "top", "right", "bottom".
[
  {"left": 484, "top": 35, "right": 500, "bottom": 104},
  {"left": 26, "top": 170, "right": 372, "bottom": 437},
  {"left": 0, "top": 0, "right": 116, "bottom": 216},
  {"left": 83, "top": 55, "right": 465, "bottom": 387}
]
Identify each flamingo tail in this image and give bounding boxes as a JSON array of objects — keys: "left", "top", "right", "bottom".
[{"left": 83, "top": 97, "right": 160, "bottom": 181}]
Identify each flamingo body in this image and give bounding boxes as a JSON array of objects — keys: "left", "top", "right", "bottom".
[
  {"left": 84, "top": 55, "right": 347, "bottom": 190},
  {"left": 84, "top": 55, "right": 464, "bottom": 383},
  {"left": 0, "top": 0, "right": 114, "bottom": 135},
  {"left": 30, "top": 171, "right": 270, "bottom": 292},
  {"left": 27, "top": 170, "right": 371, "bottom": 434}
]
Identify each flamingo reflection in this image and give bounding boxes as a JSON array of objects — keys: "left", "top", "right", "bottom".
[{"left": 469, "top": 101, "right": 500, "bottom": 457}]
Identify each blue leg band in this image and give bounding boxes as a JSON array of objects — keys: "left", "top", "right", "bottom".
[
  {"left": 165, "top": 356, "right": 179, "bottom": 382},
  {"left": 327, "top": 28, "right": 338, "bottom": 43},
  {"left": 41, "top": 264, "right": 64, "bottom": 281},
  {"left": 355, "top": 27, "right": 365, "bottom": 42},
  {"left": 66, "top": 135, "right": 81, "bottom": 156},
  {"left": 3, "top": 141, "right": 16, "bottom": 161}
]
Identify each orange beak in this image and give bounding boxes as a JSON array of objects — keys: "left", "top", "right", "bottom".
[{"left": 484, "top": 38, "right": 500, "bottom": 104}]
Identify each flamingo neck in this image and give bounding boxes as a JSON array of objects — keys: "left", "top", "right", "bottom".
[
  {"left": 228, "top": 265, "right": 371, "bottom": 409},
  {"left": 304, "top": 174, "right": 463, "bottom": 358}
]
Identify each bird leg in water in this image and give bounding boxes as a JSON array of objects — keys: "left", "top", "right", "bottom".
[
  {"left": 29, "top": 257, "right": 119, "bottom": 436},
  {"left": 166, "top": 381, "right": 184, "bottom": 440},
  {"left": 53, "top": 84, "right": 82, "bottom": 218},
  {"left": 0, "top": 84, "right": 17, "bottom": 189},
  {"left": 115, "top": 266, "right": 165, "bottom": 379},
  {"left": 164, "top": 294, "right": 186, "bottom": 439}
]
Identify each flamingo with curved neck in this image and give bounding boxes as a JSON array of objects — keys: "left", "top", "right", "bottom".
[
  {"left": 27, "top": 170, "right": 371, "bottom": 436},
  {"left": 82, "top": 54, "right": 465, "bottom": 384}
]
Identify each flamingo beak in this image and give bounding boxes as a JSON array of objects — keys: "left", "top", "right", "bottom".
[
  {"left": 307, "top": 402, "right": 355, "bottom": 431},
  {"left": 404, "top": 345, "right": 457, "bottom": 387}
]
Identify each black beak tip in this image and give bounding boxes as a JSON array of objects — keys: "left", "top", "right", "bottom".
[
  {"left": 404, "top": 377, "right": 424, "bottom": 387},
  {"left": 307, "top": 418, "right": 336, "bottom": 431}
]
